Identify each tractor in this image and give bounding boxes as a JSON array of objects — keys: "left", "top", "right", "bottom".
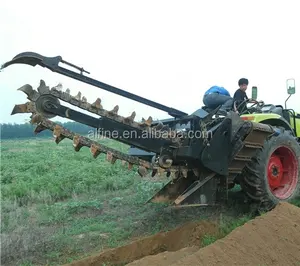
[
  {"left": 1, "top": 52, "right": 299, "bottom": 212},
  {"left": 236, "top": 81, "right": 300, "bottom": 207}
]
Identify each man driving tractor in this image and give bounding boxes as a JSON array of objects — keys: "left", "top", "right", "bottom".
[
  {"left": 203, "top": 78, "right": 263, "bottom": 115},
  {"left": 233, "top": 78, "right": 262, "bottom": 113}
]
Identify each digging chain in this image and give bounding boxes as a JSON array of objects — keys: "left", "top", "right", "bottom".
[{"left": 14, "top": 80, "right": 197, "bottom": 178}]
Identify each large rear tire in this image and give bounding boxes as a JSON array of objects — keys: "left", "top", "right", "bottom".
[{"left": 240, "top": 129, "right": 300, "bottom": 212}]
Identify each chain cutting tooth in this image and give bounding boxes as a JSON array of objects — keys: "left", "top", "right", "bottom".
[
  {"left": 106, "top": 151, "right": 117, "bottom": 164},
  {"left": 161, "top": 125, "right": 170, "bottom": 131},
  {"left": 169, "top": 171, "right": 176, "bottom": 179},
  {"left": 123, "top": 111, "right": 136, "bottom": 123},
  {"left": 140, "top": 116, "right": 153, "bottom": 127},
  {"left": 151, "top": 169, "right": 158, "bottom": 177},
  {"left": 73, "top": 135, "right": 84, "bottom": 151},
  {"left": 128, "top": 163, "right": 133, "bottom": 170},
  {"left": 52, "top": 83, "right": 63, "bottom": 92},
  {"left": 80, "top": 96, "right": 90, "bottom": 109},
  {"left": 63, "top": 88, "right": 71, "bottom": 101},
  {"left": 158, "top": 167, "right": 166, "bottom": 176},
  {"left": 181, "top": 169, "right": 188, "bottom": 178},
  {"left": 11, "top": 102, "right": 36, "bottom": 115},
  {"left": 34, "top": 124, "right": 48, "bottom": 134},
  {"left": 37, "top": 80, "right": 50, "bottom": 94},
  {"left": 166, "top": 170, "right": 171, "bottom": 177},
  {"left": 193, "top": 168, "right": 199, "bottom": 177},
  {"left": 91, "top": 98, "right": 103, "bottom": 110},
  {"left": 53, "top": 125, "right": 65, "bottom": 144},
  {"left": 30, "top": 114, "right": 43, "bottom": 124},
  {"left": 153, "top": 122, "right": 163, "bottom": 130},
  {"left": 108, "top": 105, "right": 119, "bottom": 115},
  {"left": 90, "top": 143, "right": 102, "bottom": 158},
  {"left": 17, "top": 84, "right": 35, "bottom": 98},
  {"left": 138, "top": 166, "right": 148, "bottom": 177},
  {"left": 74, "top": 91, "right": 81, "bottom": 101},
  {"left": 121, "top": 160, "right": 133, "bottom": 170}
]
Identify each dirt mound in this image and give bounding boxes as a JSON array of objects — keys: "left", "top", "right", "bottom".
[
  {"left": 65, "top": 220, "right": 218, "bottom": 266},
  {"left": 127, "top": 246, "right": 199, "bottom": 265},
  {"left": 128, "top": 202, "right": 300, "bottom": 266}
]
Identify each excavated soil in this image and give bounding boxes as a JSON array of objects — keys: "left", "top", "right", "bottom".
[
  {"left": 128, "top": 202, "right": 300, "bottom": 266},
  {"left": 65, "top": 220, "right": 218, "bottom": 266},
  {"left": 66, "top": 202, "right": 300, "bottom": 266}
]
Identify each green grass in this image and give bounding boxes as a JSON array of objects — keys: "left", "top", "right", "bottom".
[
  {"left": 1, "top": 138, "right": 215, "bottom": 265},
  {"left": 1, "top": 137, "right": 299, "bottom": 265}
]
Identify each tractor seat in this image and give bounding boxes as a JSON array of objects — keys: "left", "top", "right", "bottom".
[{"left": 201, "top": 106, "right": 214, "bottom": 112}]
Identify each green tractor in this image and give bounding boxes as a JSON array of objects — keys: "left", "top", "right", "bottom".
[
  {"left": 1, "top": 51, "right": 299, "bottom": 213},
  {"left": 236, "top": 79, "right": 300, "bottom": 209}
]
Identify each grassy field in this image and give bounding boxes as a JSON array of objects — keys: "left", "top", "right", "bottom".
[{"left": 1, "top": 137, "right": 300, "bottom": 265}]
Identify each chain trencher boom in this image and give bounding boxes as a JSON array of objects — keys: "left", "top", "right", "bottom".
[
  {"left": 1, "top": 52, "right": 279, "bottom": 207},
  {"left": 10, "top": 80, "right": 195, "bottom": 178}
]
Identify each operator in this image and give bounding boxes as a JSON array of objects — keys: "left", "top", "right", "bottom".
[
  {"left": 233, "top": 78, "right": 259, "bottom": 113},
  {"left": 203, "top": 85, "right": 234, "bottom": 113}
]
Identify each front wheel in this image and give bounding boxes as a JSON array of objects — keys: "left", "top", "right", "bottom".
[{"left": 240, "top": 129, "right": 300, "bottom": 212}]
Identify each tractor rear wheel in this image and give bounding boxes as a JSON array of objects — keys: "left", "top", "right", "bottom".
[{"left": 240, "top": 129, "right": 300, "bottom": 212}]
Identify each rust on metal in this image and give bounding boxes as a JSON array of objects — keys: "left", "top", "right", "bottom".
[
  {"left": 106, "top": 151, "right": 117, "bottom": 164},
  {"left": 174, "top": 173, "right": 216, "bottom": 205},
  {"left": 91, "top": 98, "right": 103, "bottom": 110},
  {"left": 37, "top": 80, "right": 50, "bottom": 94},
  {"left": 90, "top": 143, "right": 102, "bottom": 158},
  {"left": 17, "top": 81, "right": 180, "bottom": 142},
  {"left": 34, "top": 124, "right": 48, "bottom": 134},
  {"left": 74, "top": 91, "right": 81, "bottom": 101},
  {"left": 123, "top": 111, "right": 136, "bottom": 123},
  {"left": 140, "top": 116, "right": 153, "bottom": 127},
  {"left": 17, "top": 84, "right": 34, "bottom": 97},
  {"left": 10, "top": 79, "right": 274, "bottom": 182},
  {"left": 108, "top": 105, "right": 119, "bottom": 115},
  {"left": 82, "top": 96, "right": 87, "bottom": 103},
  {"left": 181, "top": 169, "right": 188, "bottom": 178},
  {"left": 53, "top": 124, "right": 65, "bottom": 144},
  {"left": 30, "top": 114, "right": 43, "bottom": 124},
  {"left": 53, "top": 83, "right": 63, "bottom": 91},
  {"left": 11, "top": 102, "right": 36, "bottom": 115},
  {"left": 138, "top": 166, "right": 148, "bottom": 177},
  {"left": 73, "top": 135, "right": 84, "bottom": 151}
]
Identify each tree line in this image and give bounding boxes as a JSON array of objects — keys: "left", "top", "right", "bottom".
[{"left": 0, "top": 122, "right": 94, "bottom": 139}]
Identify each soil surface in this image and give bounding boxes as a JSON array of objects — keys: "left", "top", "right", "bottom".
[
  {"left": 66, "top": 202, "right": 300, "bottom": 266},
  {"left": 65, "top": 220, "right": 218, "bottom": 266},
  {"left": 128, "top": 202, "right": 300, "bottom": 266}
]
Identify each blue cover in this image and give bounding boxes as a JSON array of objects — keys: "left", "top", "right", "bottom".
[{"left": 204, "top": 86, "right": 230, "bottom": 96}]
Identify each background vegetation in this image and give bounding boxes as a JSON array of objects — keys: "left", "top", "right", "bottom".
[{"left": 1, "top": 122, "right": 299, "bottom": 265}]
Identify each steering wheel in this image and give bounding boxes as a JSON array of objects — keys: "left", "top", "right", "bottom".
[{"left": 236, "top": 99, "right": 265, "bottom": 115}]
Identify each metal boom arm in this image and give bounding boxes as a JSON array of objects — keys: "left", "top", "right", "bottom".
[{"left": 1, "top": 52, "right": 187, "bottom": 118}]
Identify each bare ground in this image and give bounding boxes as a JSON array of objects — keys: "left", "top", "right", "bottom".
[
  {"left": 65, "top": 220, "right": 219, "bottom": 266},
  {"left": 65, "top": 202, "right": 300, "bottom": 266}
]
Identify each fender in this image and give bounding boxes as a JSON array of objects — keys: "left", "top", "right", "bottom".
[{"left": 241, "top": 113, "right": 295, "bottom": 135}]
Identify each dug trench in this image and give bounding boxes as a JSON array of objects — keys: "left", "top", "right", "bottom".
[
  {"left": 65, "top": 220, "right": 219, "bottom": 266},
  {"left": 65, "top": 202, "right": 300, "bottom": 266}
]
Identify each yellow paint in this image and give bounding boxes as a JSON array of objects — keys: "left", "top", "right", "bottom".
[{"left": 240, "top": 112, "right": 300, "bottom": 137}]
